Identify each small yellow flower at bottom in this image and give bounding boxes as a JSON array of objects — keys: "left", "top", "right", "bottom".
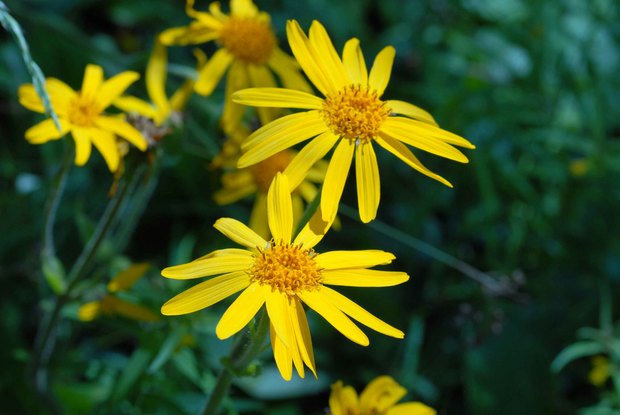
[
  {"left": 589, "top": 356, "right": 611, "bottom": 387},
  {"left": 161, "top": 173, "right": 409, "bottom": 380},
  {"left": 329, "top": 376, "right": 435, "bottom": 415},
  {"left": 19, "top": 64, "right": 148, "bottom": 172}
]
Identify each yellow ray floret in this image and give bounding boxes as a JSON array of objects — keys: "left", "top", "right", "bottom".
[{"left": 161, "top": 173, "right": 409, "bottom": 380}]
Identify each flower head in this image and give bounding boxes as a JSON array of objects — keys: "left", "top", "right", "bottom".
[
  {"left": 161, "top": 173, "right": 409, "bottom": 380},
  {"left": 329, "top": 376, "right": 435, "bottom": 415},
  {"left": 159, "top": 0, "right": 311, "bottom": 132},
  {"left": 233, "top": 20, "right": 475, "bottom": 223},
  {"left": 78, "top": 263, "right": 159, "bottom": 322},
  {"left": 19, "top": 64, "right": 148, "bottom": 172}
]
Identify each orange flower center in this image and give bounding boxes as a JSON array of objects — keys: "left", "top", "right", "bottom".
[
  {"left": 218, "top": 17, "right": 276, "bottom": 65},
  {"left": 68, "top": 96, "right": 101, "bottom": 127},
  {"left": 250, "top": 242, "right": 322, "bottom": 296},
  {"left": 322, "top": 84, "right": 390, "bottom": 144},
  {"left": 249, "top": 150, "right": 294, "bottom": 193}
]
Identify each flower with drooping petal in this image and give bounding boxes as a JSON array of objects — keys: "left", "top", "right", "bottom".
[
  {"left": 233, "top": 20, "right": 475, "bottom": 223},
  {"left": 161, "top": 173, "right": 409, "bottom": 380},
  {"left": 78, "top": 263, "right": 159, "bottom": 322},
  {"left": 19, "top": 64, "right": 148, "bottom": 172},
  {"left": 159, "top": 0, "right": 311, "bottom": 133},
  {"left": 114, "top": 41, "right": 206, "bottom": 129},
  {"left": 329, "top": 376, "right": 436, "bottom": 415}
]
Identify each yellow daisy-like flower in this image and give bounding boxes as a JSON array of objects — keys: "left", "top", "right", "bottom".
[
  {"left": 161, "top": 173, "right": 409, "bottom": 380},
  {"left": 19, "top": 64, "right": 148, "bottom": 172},
  {"left": 329, "top": 376, "right": 436, "bottom": 415},
  {"left": 78, "top": 263, "right": 159, "bottom": 322},
  {"left": 115, "top": 42, "right": 206, "bottom": 128},
  {"left": 233, "top": 20, "right": 475, "bottom": 223},
  {"left": 214, "top": 148, "right": 328, "bottom": 239},
  {"left": 159, "top": 0, "right": 310, "bottom": 132}
]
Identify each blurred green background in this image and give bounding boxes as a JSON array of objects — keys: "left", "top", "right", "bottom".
[{"left": 1, "top": 0, "right": 620, "bottom": 414}]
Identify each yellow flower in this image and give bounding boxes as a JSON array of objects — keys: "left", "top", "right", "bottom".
[
  {"left": 161, "top": 173, "right": 408, "bottom": 380},
  {"left": 115, "top": 41, "right": 206, "bottom": 128},
  {"left": 78, "top": 263, "right": 159, "bottom": 322},
  {"left": 215, "top": 146, "right": 328, "bottom": 239},
  {"left": 19, "top": 64, "right": 148, "bottom": 172},
  {"left": 329, "top": 376, "right": 436, "bottom": 415},
  {"left": 233, "top": 20, "right": 475, "bottom": 223},
  {"left": 589, "top": 356, "right": 611, "bottom": 387},
  {"left": 159, "top": 0, "right": 310, "bottom": 132},
  {"left": 569, "top": 158, "right": 589, "bottom": 177}
]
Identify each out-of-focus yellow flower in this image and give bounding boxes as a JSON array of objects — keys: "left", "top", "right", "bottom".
[
  {"left": 329, "top": 376, "right": 435, "bottom": 415},
  {"left": 569, "top": 158, "right": 589, "bottom": 177},
  {"left": 19, "top": 64, "right": 147, "bottom": 172},
  {"left": 78, "top": 263, "right": 159, "bottom": 322},
  {"left": 159, "top": 0, "right": 311, "bottom": 133},
  {"left": 589, "top": 356, "right": 611, "bottom": 387},
  {"left": 214, "top": 134, "right": 328, "bottom": 239},
  {"left": 234, "top": 20, "right": 475, "bottom": 223},
  {"left": 115, "top": 42, "right": 206, "bottom": 129},
  {"left": 161, "top": 174, "right": 408, "bottom": 380}
]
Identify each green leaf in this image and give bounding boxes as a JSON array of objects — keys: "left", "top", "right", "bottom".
[
  {"left": 42, "top": 255, "right": 67, "bottom": 294},
  {"left": 110, "top": 348, "right": 153, "bottom": 402},
  {"left": 147, "top": 327, "right": 185, "bottom": 374},
  {"left": 551, "top": 341, "right": 606, "bottom": 373}
]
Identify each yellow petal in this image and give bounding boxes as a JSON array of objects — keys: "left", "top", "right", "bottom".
[
  {"left": 342, "top": 38, "right": 368, "bottom": 86},
  {"left": 322, "top": 286, "right": 404, "bottom": 339},
  {"left": 299, "top": 289, "right": 369, "bottom": 346},
  {"left": 71, "top": 127, "right": 93, "bottom": 166},
  {"left": 231, "top": 0, "right": 259, "bottom": 17},
  {"left": 308, "top": 20, "right": 348, "bottom": 89},
  {"left": 267, "top": 48, "right": 313, "bottom": 93},
  {"left": 265, "top": 289, "right": 292, "bottom": 347},
  {"left": 213, "top": 217, "right": 268, "bottom": 250},
  {"left": 291, "top": 299, "right": 316, "bottom": 377},
  {"left": 114, "top": 96, "right": 159, "bottom": 119},
  {"left": 293, "top": 205, "right": 332, "bottom": 250},
  {"left": 78, "top": 301, "right": 102, "bottom": 322},
  {"left": 360, "top": 376, "right": 407, "bottom": 414},
  {"left": 386, "top": 402, "right": 436, "bottom": 415},
  {"left": 146, "top": 41, "right": 171, "bottom": 113},
  {"left": 386, "top": 116, "right": 474, "bottom": 149},
  {"left": 368, "top": 46, "right": 395, "bottom": 97},
  {"left": 195, "top": 48, "right": 233, "bottom": 96},
  {"left": 98, "top": 71, "right": 140, "bottom": 109},
  {"left": 162, "top": 254, "right": 253, "bottom": 280},
  {"left": 329, "top": 382, "right": 359, "bottom": 415},
  {"left": 96, "top": 116, "right": 147, "bottom": 151},
  {"left": 320, "top": 138, "right": 354, "bottom": 222},
  {"left": 246, "top": 64, "right": 280, "bottom": 126},
  {"left": 89, "top": 128, "right": 120, "bottom": 172},
  {"left": 322, "top": 269, "right": 409, "bottom": 287},
  {"left": 113, "top": 299, "right": 160, "bottom": 322},
  {"left": 286, "top": 20, "right": 332, "bottom": 96},
  {"left": 216, "top": 283, "right": 268, "bottom": 339},
  {"left": 315, "top": 250, "right": 395, "bottom": 270},
  {"left": 267, "top": 173, "right": 293, "bottom": 244},
  {"left": 381, "top": 120, "right": 468, "bottom": 163},
  {"left": 238, "top": 111, "right": 327, "bottom": 168},
  {"left": 220, "top": 60, "right": 249, "bottom": 133},
  {"left": 271, "top": 323, "right": 293, "bottom": 381},
  {"left": 19, "top": 79, "right": 75, "bottom": 115},
  {"left": 249, "top": 194, "right": 270, "bottom": 240},
  {"left": 158, "top": 26, "right": 218, "bottom": 46},
  {"left": 283, "top": 131, "right": 337, "bottom": 190},
  {"left": 161, "top": 271, "right": 250, "bottom": 315},
  {"left": 193, "top": 248, "right": 254, "bottom": 262},
  {"left": 108, "top": 263, "right": 150, "bottom": 292},
  {"left": 375, "top": 134, "right": 452, "bottom": 187},
  {"left": 81, "top": 64, "right": 104, "bottom": 98},
  {"left": 24, "top": 118, "right": 70, "bottom": 144},
  {"left": 213, "top": 182, "right": 256, "bottom": 205},
  {"left": 355, "top": 143, "right": 380, "bottom": 223},
  {"left": 233, "top": 87, "right": 323, "bottom": 109},
  {"left": 387, "top": 100, "right": 437, "bottom": 126}
]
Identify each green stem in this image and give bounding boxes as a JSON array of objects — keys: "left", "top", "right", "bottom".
[
  {"left": 41, "top": 143, "right": 73, "bottom": 260},
  {"left": 201, "top": 311, "right": 270, "bottom": 415},
  {"left": 31, "top": 174, "right": 132, "bottom": 398},
  {"left": 338, "top": 204, "right": 512, "bottom": 296}
]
